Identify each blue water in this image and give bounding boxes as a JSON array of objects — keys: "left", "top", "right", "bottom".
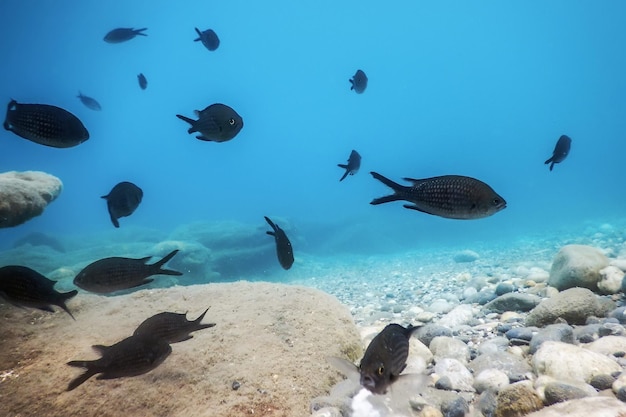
[{"left": 1, "top": 1, "right": 626, "bottom": 258}]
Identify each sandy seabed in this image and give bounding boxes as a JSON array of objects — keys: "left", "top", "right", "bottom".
[{"left": 0, "top": 282, "right": 362, "bottom": 417}]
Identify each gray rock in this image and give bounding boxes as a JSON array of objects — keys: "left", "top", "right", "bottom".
[
  {"left": 473, "top": 368, "right": 509, "bottom": 393},
  {"left": 484, "top": 293, "right": 541, "bottom": 313},
  {"left": 525, "top": 287, "right": 615, "bottom": 327},
  {"left": 598, "top": 266, "right": 624, "bottom": 294},
  {"left": 523, "top": 397, "right": 626, "bottom": 416},
  {"left": 495, "top": 282, "right": 515, "bottom": 296},
  {"left": 477, "top": 390, "right": 497, "bottom": 417},
  {"left": 505, "top": 327, "right": 536, "bottom": 343},
  {"left": 617, "top": 386, "right": 626, "bottom": 402},
  {"left": 435, "top": 375, "right": 453, "bottom": 390},
  {"left": 589, "top": 374, "right": 616, "bottom": 391},
  {"left": 463, "top": 289, "right": 497, "bottom": 305},
  {"left": 610, "top": 307, "right": 626, "bottom": 324},
  {"left": 434, "top": 358, "right": 475, "bottom": 392},
  {"left": 544, "top": 382, "right": 591, "bottom": 405},
  {"left": 0, "top": 171, "right": 63, "bottom": 228},
  {"left": 441, "top": 396, "right": 469, "bottom": 417},
  {"left": 311, "top": 407, "right": 342, "bottom": 417},
  {"left": 529, "top": 323, "right": 574, "bottom": 354},
  {"left": 548, "top": 244, "right": 609, "bottom": 291},
  {"left": 469, "top": 351, "right": 533, "bottom": 380},
  {"left": 477, "top": 337, "right": 509, "bottom": 356},
  {"left": 437, "top": 304, "right": 475, "bottom": 328},
  {"left": 416, "top": 324, "right": 453, "bottom": 346},
  {"left": 430, "top": 336, "right": 470, "bottom": 365},
  {"left": 453, "top": 250, "right": 479, "bottom": 263},
  {"left": 574, "top": 324, "right": 600, "bottom": 343}
]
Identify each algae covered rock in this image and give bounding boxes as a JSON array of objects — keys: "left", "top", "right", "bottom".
[
  {"left": 0, "top": 171, "right": 62, "bottom": 228},
  {"left": 525, "top": 287, "right": 615, "bottom": 327}
]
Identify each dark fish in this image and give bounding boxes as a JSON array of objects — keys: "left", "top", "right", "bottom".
[
  {"left": 4, "top": 99, "right": 89, "bottom": 148},
  {"left": 264, "top": 216, "right": 294, "bottom": 270},
  {"left": 349, "top": 69, "right": 368, "bottom": 94},
  {"left": 176, "top": 103, "right": 243, "bottom": 142},
  {"left": 73, "top": 249, "right": 183, "bottom": 294},
  {"left": 338, "top": 149, "right": 361, "bottom": 181},
  {"left": 101, "top": 181, "right": 143, "bottom": 228},
  {"left": 0, "top": 265, "right": 77, "bottom": 319},
  {"left": 545, "top": 134, "right": 572, "bottom": 171},
  {"left": 103, "top": 27, "right": 148, "bottom": 43},
  {"left": 12, "top": 232, "right": 65, "bottom": 252},
  {"left": 137, "top": 73, "right": 148, "bottom": 90},
  {"left": 133, "top": 308, "right": 216, "bottom": 343},
  {"left": 370, "top": 171, "right": 506, "bottom": 219},
  {"left": 66, "top": 334, "right": 171, "bottom": 391},
  {"left": 194, "top": 27, "right": 220, "bottom": 51},
  {"left": 77, "top": 92, "right": 101, "bottom": 111}
]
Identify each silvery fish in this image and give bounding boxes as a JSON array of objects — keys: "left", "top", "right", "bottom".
[
  {"left": 545, "top": 134, "right": 571, "bottom": 171},
  {"left": 194, "top": 27, "right": 220, "bottom": 51},
  {"left": 264, "top": 216, "right": 294, "bottom": 270},
  {"left": 370, "top": 171, "right": 506, "bottom": 219},
  {"left": 4, "top": 99, "right": 89, "bottom": 148},
  {"left": 133, "top": 308, "right": 216, "bottom": 343},
  {"left": 77, "top": 92, "right": 101, "bottom": 111},
  {"left": 350, "top": 69, "right": 368, "bottom": 94},
  {"left": 101, "top": 181, "right": 143, "bottom": 228},
  {"left": 66, "top": 334, "right": 171, "bottom": 391},
  {"left": 104, "top": 27, "right": 147, "bottom": 43},
  {"left": 338, "top": 149, "right": 361, "bottom": 181},
  {"left": 176, "top": 103, "right": 243, "bottom": 142}
]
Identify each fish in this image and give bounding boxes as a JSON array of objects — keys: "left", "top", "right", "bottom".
[
  {"left": 77, "top": 92, "right": 101, "bottom": 111},
  {"left": 349, "top": 69, "right": 368, "bottom": 94},
  {"left": 370, "top": 171, "right": 506, "bottom": 219},
  {"left": 66, "top": 334, "right": 171, "bottom": 391},
  {"left": 73, "top": 249, "right": 183, "bottom": 294},
  {"left": 545, "top": 134, "right": 572, "bottom": 171},
  {"left": 133, "top": 308, "right": 216, "bottom": 343},
  {"left": 101, "top": 181, "right": 143, "bottom": 228},
  {"left": 12, "top": 232, "right": 65, "bottom": 252},
  {"left": 176, "top": 103, "right": 243, "bottom": 142},
  {"left": 338, "top": 150, "right": 361, "bottom": 181},
  {"left": 0, "top": 265, "right": 77, "bottom": 319},
  {"left": 194, "top": 27, "right": 220, "bottom": 51},
  {"left": 137, "top": 73, "right": 148, "bottom": 90},
  {"left": 103, "top": 27, "right": 148, "bottom": 43},
  {"left": 264, "top": 216, "right": 294, "bottom": 270},
  {"left": 4, "top": 99, "right": 89, "bottom": 148}
]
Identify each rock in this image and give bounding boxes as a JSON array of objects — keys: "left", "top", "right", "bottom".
[
  {"left": 529, "top": 324, "right": 574, "bottom": 354},
  {"left": 543, "top": 382, "right": 592, "bottom": 405},
  {"left": 430, "top": 336, "right": 470, "bottom": 365},
  {"left": 441, "top": 396, "right": 469, "bottom": 417},
  {"left": 485, "top": 293, "right": 541, "bottom": 313},
  {"left": 617, "top": 386, "right": 626, "bottom": 402},
  {"left": 469, "top": 351, "right": 533, "bottom": 381},
  {"left": 532, "top": 341, "right": 621, "bottom": 383},
  {"left": 495, "top": 283, "right": 515, "bottom": 296},
  {"left": 525, "top": 288, "right": 615, "bottom": 327},
  {"left": 574, "top": 324, "right": 600, "bottom": 343},
  {"left": 598, "top": 266, "right": 624, "bottom": 294},
  {"left": 495, "top": 381, "right": 543, "bottom": 417},
  {"left": 429, "top": 299, "right": 455, "bottom": 314},
  {"left": 415, "top": 325, "right": 453, "bottom": 347},
  {"left": 462, "top": 287, "right": 477, "bottom": 300},
  {"left": 434, "top": 358, "right": 475, "bottom": 392},
  {"left": 0, "top": 171, "right": 63, "bottom": 228},
  {"left": 464, "top": 289, "right": 497, "bottom": 305},
  {"left": 435, "top": 375, "right": 453, "bottom": 390},
  {"left": 453, "top": 250, "right": 479, "bottom": 263},
  {"left": 478, "top": 389, "right": 498, "bottom": 417},
  {"left": 474, "top": 369, "right": 510, "bottom": 393},
  {"left": 610, "top": 307, "right": 626, "bottom": 324},
  {"left": 547, "top": 245, "right": 609, "bottom": 291},
  {"left": 505, "top": 327, "right": 535, "bottom": 345},
  {"left": 584, "top": 335, "right": 626, "bottom": 356},
  {"left": 589, "top": 374, "right": 615, "bottom": 391},
  {"left": 311, "top": 407, "right": 342, "bottom": 417},
  {"left": 523, "top": 396, "right": 626, "bottom": 416},
  {"left": 527, "top": 268, "right": 550, "bottom": 283},
  {"left": 478, "top": 337, "right": 510, "bottom": 356},
  {"left": 437, "top": 305, "right": 475, "bottom": 328}
]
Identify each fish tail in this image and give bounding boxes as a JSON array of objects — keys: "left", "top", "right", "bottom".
[
  {"left": 194, "top": 307, "right": 217, "bottom": 330},
  {"left": 339, "top": 170, "right": 349, "bottom": 182},
  {"left": 406, "top": 324, "right": 421, "bottom": 337},
  {"left": 264, "top": 216, "right": 278, "bottom": 232},
  {"left": 66, "top": 366, "right": 97, "bottom": 391},
  {"left": 369, "top": 171, "right": 408, "bottom": 205},
  {"left": 58, "top": 289, "right": 78, "bottom": 320},
  {"left": 176, "top": 114, "right": 196, "bottom": 133},
  {"left": 4, "top": 99, "right": 17, "bottom": 131},
  {"left": 194, "top": 27, "right": 202, "bottom": 40},
  {"left": 544, "top": 157, "right": 553, "bottom": 165},
  {"left": 135, "top": 28, "right": 148, "bottom": 36},
  {"left": 153, "top": 249, "right": 183, "bottom": 276}
]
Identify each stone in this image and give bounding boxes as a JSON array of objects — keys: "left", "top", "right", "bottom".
[
  {"left": 532, "top": 341, "right": 621, "bottom": 383},
  {"left": 589, "top": 374, "right": 615, "bottom": 391},
  {"left": 584, "top": 335, "right": 626, "bottom": 356},
  {"left": 547, "top": 245, "right": 609, "bottom": 291},
  {"left": 311, "top": 407, "right": 342, "bottom": 417},
  {"left": 598, "top": 266, "right": 624, "bottom": 294},
  {"left": 469, "top": 351, "right": 533, "bottom": 381},
  {"left": 433, "top": 358, "right": 475, "bottom": 392},
  {"left": 415, "top": 324, "right": 453, "bottom": 347},
  {"left": 478, "top": 389, "right": 497, "bottom": 417},
  {"left": 429, "top": 299, "right": 455, "bottom": 314},
  {"left": 474, "top": 369, "right": 510, "bottom": 393},
  {"left": 0, "top": 171, "right": 63, "bottom": 228},
  {"left": 543, "top": 382, "right": 592, "bottom": 405},
  {"left": 610, "top": 307, "right": 626, "bottom": 324},
  {"left": 529, "top": 324, "right": 574, "bottom": 354},
  {"left": 495, "top": 381, "right": 543, "bottom": 417},
  {"left": 430, "top": 336, "right": 470, "bottom": 365},
  {"left": 485, "top": 293, "right": 541, "bottom": 313},
  {"left": 464, "top": 289, "right": 497, "bottom": 305},
  {"left": 523, "top": 396, "right": 626, "bottom": 416},
  {"left": 437, "top": 304, "right": 475, "bottom": 328},
  {"left": 525, "top": 287, "right": 615, "bottom": 327},
  {"left": 495, "top": 283, "right": 515, "bottom": 296},
  {"left": 441, "top": 396, "right": 469, "bottom": 417},
  {"left": 453, "top": 250, "right": 479, "bottom": 263}
]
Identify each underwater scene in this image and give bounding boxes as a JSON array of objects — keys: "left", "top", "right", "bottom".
[{"left": 2, "top": 1, "right": 626, "bottom": 416}]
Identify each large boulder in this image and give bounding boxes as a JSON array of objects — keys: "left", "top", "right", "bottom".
[
  {"left": 525, "top": 287, "right": 615, "bottom": 327},
  {"left": 548, "top": 245, "right": 609, "bottom": 291},
  {"left": 0, "top": 171, "right": 62, "bottom": 228},
  {"left": 524, "top": 397, "right": 626, "bottom": 417}
]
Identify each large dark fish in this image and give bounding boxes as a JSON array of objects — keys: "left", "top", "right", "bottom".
[
  {"left": 103, "top": 27, "right": 148, "bottom": 43},
  {"left": 194, "top": 27, "right": 220, "bottom": 51},
  {"left": 101, "top": 181, "right": 143, "bottom": 228},
  {"left": 66, "top": 334, "right": 171, "bottom": 391},
  {"left": 544, "top": 134, "right": 572, "bottom": 171},
  {"left": 176, "top": 103, "right": 243, "bottom": 142},
  {"left": 137, "top": 73, "right": 148, "bottom": 90},
  {"left": 77, "top": 92, "right": 101, "bottom": 111},
  {"left": 133, "top": 308, "right": 216, "bottom": 343},
  {"left": 370, "top": 171, "right": 506, "bottom": 219},
  {"left": 264, "top": 216, "right": 294, "bottom": 270},
  {"left": 338, "top": 149, "right": 361, "bottom": 181},
  {"left": 4, "top": 99, "right": 89, "bottom": 148},
  {"left": 0, "top": 265, "right": 77, "bottom": 319},
  {"left": 73, "top": 249, "right": 182, "bottom": 294},
  {"left": 12, "top": 232, "right": 65, "bottom": 252},
  {"left": 349, "top": 69, "right": 368, "bottom": 94}
]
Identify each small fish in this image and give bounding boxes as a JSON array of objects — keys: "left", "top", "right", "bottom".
[
  {"left": 103, "top": 27, "right": 148, "bottom": 43},
  {"left": 370, "top": 171, "right": 506, "bottom": 219},
  {"left": 176, "top": 103, "right": 243, "bottom": 142},
  {"left": 338, "top": 150, "right": 361, "bottom": 181},
  {"left": 77, "top": 92, "right": 101, "bottom": 111},
  {"left": 133, "top": 308, "right": 216, "bottom": 343},
  {"left": 66, "top": 334, "right": 171, "bottom": 391},
  {"left": 0, "top": 265, "right": 77, "bottom": 319},
  {"left": 73, "top": 249, "right": 183, "bottom": 294},
  {"left": 545, "top": 134, "right": 572, "bottom": 171},
  {"left": 4, "top": 99, "right": 89, "bottom": 148},
  {"left": 12, "top": 232, "right": 65, "bottom": 252},
  {"left": 101, "top": 181, "right": 143, "bottom": 228},
  {"left": 137, "top": 73, "right": 148, "bottom": 90},
  {"left": 194, "top": 27, "right": 220, "bottom": 51},
  {"left": 349, "top": 69, "right": 368, "bottom": 94},
  {"left": 264, "top": 216, "right": 294, "bottom": 270}
]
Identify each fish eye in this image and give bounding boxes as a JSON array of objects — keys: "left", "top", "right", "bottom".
[
  {"left": 228, "top": 118, "right": 236, "bottom": 125},
  {"left": 492, "top": 198, "right": 501, "bottom": 206},
  {"left": 377, "top": 366, "right": 384, "bottom": 376}
]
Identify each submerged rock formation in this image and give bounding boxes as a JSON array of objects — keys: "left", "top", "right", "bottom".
[{"left": 0, "top": 171, "right": 63, "bottom": 228}]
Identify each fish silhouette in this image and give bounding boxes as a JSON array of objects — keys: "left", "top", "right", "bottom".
[
  {"left": 545, "top": 134, "right": 572, "bottom": 171},
  {"left": 133, "top": 308, "right": 216, "bottom": 343},
  {"left": 194, "top": 27, "right": 220, "bottom": 51},
  {"left": 264, "top": 216, "right": 294, "bottom": 270},
  {"left": 338, "top": 150, "right": 361, "bottom": 181},
  {"left": 104, "top": 28, "right": 148, "bottom": 43}
]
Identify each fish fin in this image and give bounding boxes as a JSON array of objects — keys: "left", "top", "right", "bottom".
[
  {"left": 195, "top": 135, "right": 212, "bottom": 141},
  {"left": 193, "top": 307, "right": 210, "bottom": 324},
  {"left": 176, "top": 114, "right": 196, "bottom": 128},
  {"left": 370, "top": 172, "right": 409, "bottom": 205},
  {"left": 4, "top": 100, "right": 17, "bottom": 131},
  {"left": 110, "top": 213, "right": 120, "bottom": 228},
  {"left": 266, "top": 231, "right": 276, "bottom": 237},
  {"left": 370, "top": 195, "right": 403, "bottom": 205},
  {"left": 549, "top": 162, "right": 555, "bottom": 171},
  {"left": 337, "top": 164, "right": 348, "bottom": 169},
  {"left": 544, "top": 157, "right": 553, "bottom": 165},
  {"left": 402, "top": 204, "right": 433, "bottom": 215},
  {"left": 402, "top": 177, "right": 427, "bottom": 185},
  {"left": 152, "top": 250, "right": 183, "bottom": 276},
  {"left": 349, "top": 79, "right": 354, "bottom": 90},
  {"left": 194, "top": 27, "right": 202, "bottom": 40},
  {"left": 66, "top": 367, "right": 98, "bottom": 391},
  {"left": 327, "top": 356, "right": 360, "bottom": 382},
  {"left": 264, "top": 216, "right": 280, "bottom": 233},
  {"left": 339, "top": 170, "right": 349, "bottom": 182},
  {"left": 58, "top": 289, "right": 78, "bottom": 320},
  {"left": 92, "top": 344, "right": 109, "bottom": 353},
  {"left": 193, "top": 307, "right": 217, "bottom": 331},
  {"left": 134, "top": 28, "right": 148, "bottom": 36}
]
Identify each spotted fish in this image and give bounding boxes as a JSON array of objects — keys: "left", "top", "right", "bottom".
[
  {"left": 264, "top": 216, "right": 294, "bottom": 270},
  {"left": 176, "top": 103, "right": 243, "bottom": 142},
  {"left": 66, "top": 334, "right": 171, "bottom": 391},
  {"left": 194, "top": 27, "right": 220, "bottom": 51},
  {"left": 370, "top": 171, "right": 506, "bottom": 219},
  {"left": 338, "top": 149, "right": 361, "bottom": 181},
  {"left": 545, "top": 134, "right": 571, "bottom": 171},
  {"left": 4, "top": 99, "right": 89, "bottom": 148},
  {"left": 104, "top": 27, "right": 148, "bottom": 43},
  {"left": 349, "top": 69, "right": 368, "bottom": 94},
  {"left": 0, "top": 265, "right": 77, "bottom": 319},
  {"left": 73, "top": 249, "right": 183, "bottom": 294},
  {"left": 133, "top": 308, "right": 216, "bottom": 343}
]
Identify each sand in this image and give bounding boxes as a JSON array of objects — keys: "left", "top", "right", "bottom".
[{"left": 0, "top": 282, "right": 362, "bottom": 417}]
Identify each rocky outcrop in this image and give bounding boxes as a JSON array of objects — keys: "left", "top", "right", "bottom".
[{"left": 0, "top": 171, "right": 62, "bottom": 228}]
